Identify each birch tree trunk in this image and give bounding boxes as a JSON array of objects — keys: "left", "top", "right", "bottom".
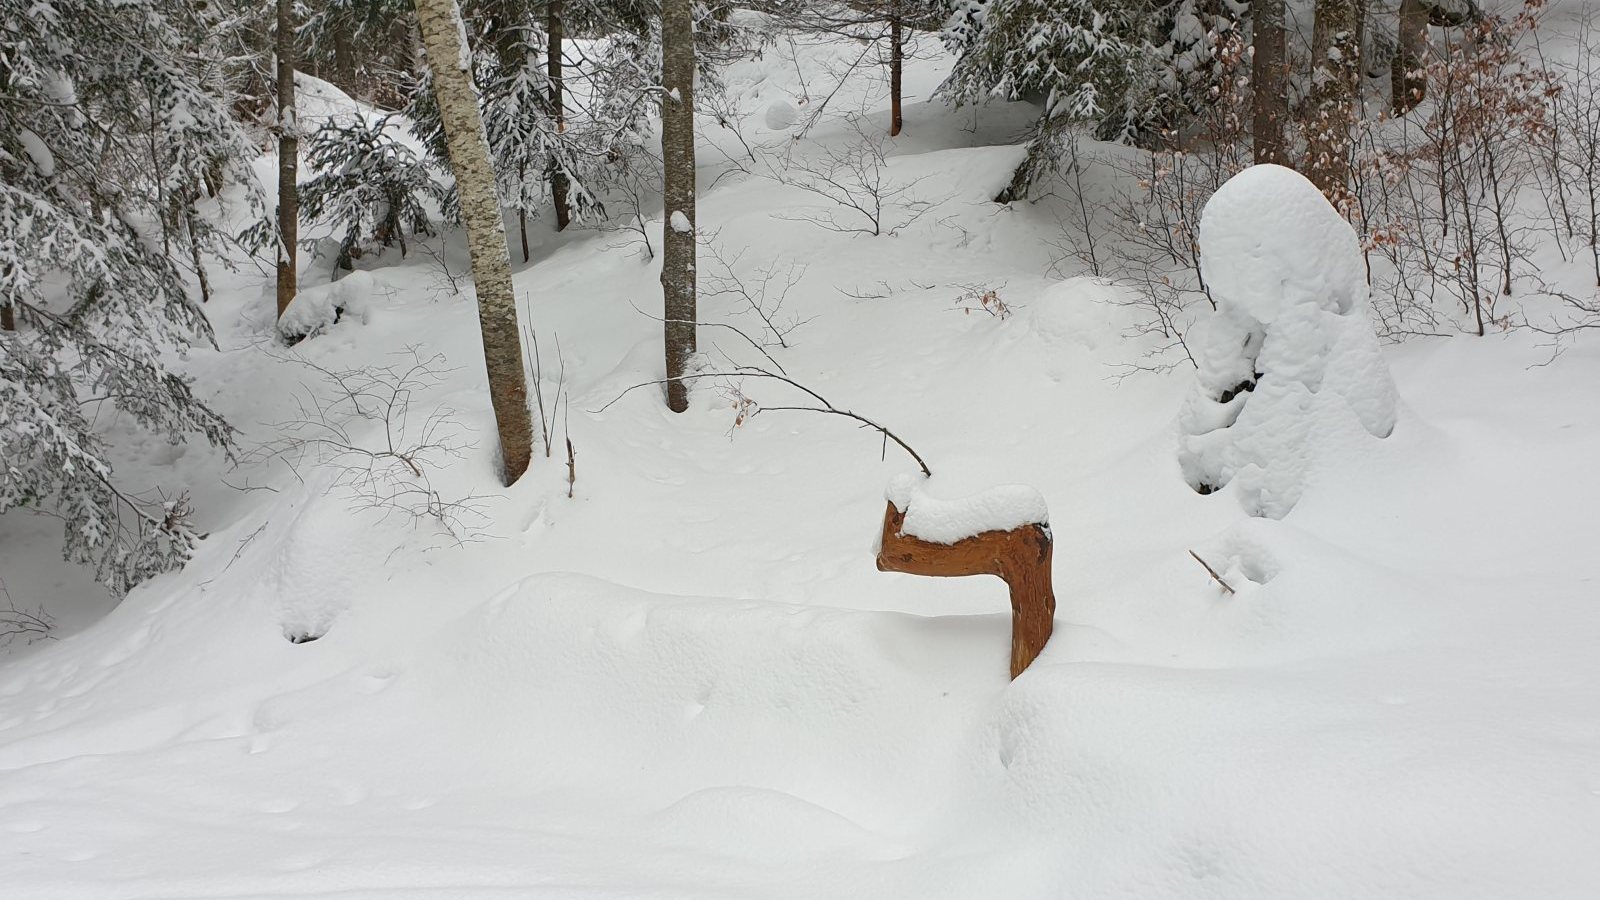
[
  {"left": 413, "top": 0, "right": 534, "bottom": 483},
  {"left": 1305, "top": 0, "right": 1361, "bottom": 202},
  {"left": 275, "top": 0, "right": 298, "bottom": 319},
  {"left": 661, "top": 0, "right": 697, "bottom": 414},
  {"left": 1252, "top": 0, "right": 1288, "bottom": 165}
]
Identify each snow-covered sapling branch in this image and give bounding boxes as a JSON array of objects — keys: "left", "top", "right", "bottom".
[
  {"left": 768, "top": 117, "right": 933, "bottom": 236},
  {"left": 251, "top": 350, "right": 488, "bottom": 540},
  {"left": 701, "top": 235, "right": 811, "bottom": 348}
]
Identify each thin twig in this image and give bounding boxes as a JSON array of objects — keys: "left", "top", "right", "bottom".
[{"left": 1188, "top": 550, "right": 1236, "bottom": 595}]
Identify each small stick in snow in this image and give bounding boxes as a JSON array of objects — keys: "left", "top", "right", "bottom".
[
  {"left": 566, "top": 437, "right": 576, "bottom": 499},
  {"left": 1188, "top": 550, "right": 1236, "bottom": 595}
]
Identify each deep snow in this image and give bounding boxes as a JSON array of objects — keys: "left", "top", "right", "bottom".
[{"left": 4, "top": 21, "right": 1600, "bottom": 900}]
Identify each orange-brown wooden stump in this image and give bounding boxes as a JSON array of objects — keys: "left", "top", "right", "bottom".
[{"left": 875, "top": 501, "right": 1056, "bottom": 679}]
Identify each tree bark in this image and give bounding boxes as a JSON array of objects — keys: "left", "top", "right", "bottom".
[
  {"left": 889, "top": 1, "right": 904, "bottom": 136},
  {"left": 0, "top": 302, "right": 14, "bottom": 332},
  {"left": 1251, "top": 0, "right": 1288, "bottom": 165},
  {"left": 413, "top": 0, "right": 534, "bottom": 483},
  {"left": 1392, "top": 0, "right": 1428, "bottom": 114},
  {"left": 661, "top": 0, "right": 697, "bottom": 414},
  {"left": 548, "top": 0, "right": 571, "bottom": 230},
  {"left": 275, "top": 0, "right": 298, "bottom": 319},
  {"left": 1306, "top": 0, "right": 1361, "bottom": 202},
  {"left": 185, "top": 191, "right": 212, "bottom": 305}
]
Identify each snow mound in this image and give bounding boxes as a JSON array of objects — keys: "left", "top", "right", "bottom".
[
  {"left": 886, "top": 473, "right": 1048, "bottom": 544},
  {"left": 1179, "top": 165, "right": 1397, "bottom": 518},
  {"left": 276, "top": 271, "right": 374, "bottom": 343},
  {"left": 764, "top": 98, "right": 799, "bottom": 131}
]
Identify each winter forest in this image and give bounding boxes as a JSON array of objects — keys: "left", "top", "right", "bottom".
[{"left": 3, "top": 0, "right": 1599, "bottom": 895}]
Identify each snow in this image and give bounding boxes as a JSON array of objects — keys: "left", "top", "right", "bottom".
[
  {"left": 669, "top": 210, "right": 693, "bottom": 233},
  {"left": 886, "top": 472, "right": 1048, "bottom": 544},
  {"left": 274, "top": 270, "right": 374, "bottom": 342},
  {"left": 764, "top": 98, "right": 799, "bottom": 130},
  {"left": 1179, "top": 164, "right": 1398, "bottom": 518},
  {"left": 5, "top": 21, "right": 1600, "bottom": 900},
  {"left": 16, "top": 128, "right": 54, "bottom": 178}
]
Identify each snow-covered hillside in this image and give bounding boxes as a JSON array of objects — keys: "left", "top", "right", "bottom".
[{"left": 4, "top": 23, "right": 1600, "bottom": 900}]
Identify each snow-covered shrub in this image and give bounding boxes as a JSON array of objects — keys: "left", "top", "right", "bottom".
[
  {"left": 299, "top": 116, "right": 446, "bottom": 269},
  {"left": 276, "top": 271, "right": 376, "bottom": 344},
  {"left": 1178, "top": 164, "right": 1398, "bottom": 519}
]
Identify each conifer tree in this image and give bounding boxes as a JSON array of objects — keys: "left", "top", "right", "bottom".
[{"left": 1, "top": 0, "right": 265, "bottom": 594}]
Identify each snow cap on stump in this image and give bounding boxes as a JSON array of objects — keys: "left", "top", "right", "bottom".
[{"left": 884, "top": 473, "right": 1048, "bottom": 546}]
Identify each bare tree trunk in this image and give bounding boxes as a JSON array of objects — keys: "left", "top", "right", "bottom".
[
  {"left": 661, "top": 0, "right": 697, "bottom": 414},
  {"left": 1, "top": 301, "right": 13, "bottom": 332},
  {"left": 185, "top": 191, "right": 212, "bottom": 305},
  {"left": 275, "top": 0, "right": 298, "bottom": 319},
  {"left": 548, "top": 0, "right": 571, "bottom": 230},
  {"left": 1392, "top": 0, "right": 1428, "bottom": 114},
  {"left": 1252, "top": 0, "right": 1288, "bottom": 164},
  {"left": 1306, "top": 0, "right": 1361, "bottom": 202},
  {"left": 889, "top": 1, "right": 904, "bottom": 137},
  {"left": 413, "top": 0, "right": 534, "bottom": 483}
]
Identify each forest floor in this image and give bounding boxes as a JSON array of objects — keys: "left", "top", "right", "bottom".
[{"left": 3, "top": 24, "right": 1600, "bottom": 900}]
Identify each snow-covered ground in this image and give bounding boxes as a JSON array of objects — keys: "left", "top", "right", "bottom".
[{"left": 5, "top": 26, "right": 1600, "bottom": 900}]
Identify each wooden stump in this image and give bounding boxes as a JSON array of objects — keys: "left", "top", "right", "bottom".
[{"left": 875, "top": 502, "right": 1056, "bottom": 679}]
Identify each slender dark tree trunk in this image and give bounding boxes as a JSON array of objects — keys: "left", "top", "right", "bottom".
[
  {"left": 275, "top": 0, "right": 298, "bottom": 319},
  {"left": 1252, "top": 0, "right": 1288, "bottom": 164},
  {"left": 185, "top": 191, "right": 212, "bottom": 305},
  {"left": 548, "top": 0, "right": 571, "bottom": 230},
  {"left": 1305, "top": 0, "right": 1361, "bottom": 202},
  {"left": 1, "top": 301, "right": 14, "bottom": 332},
  {"left": 413, "top": 0, "right": 535, "bottom": 482},
  {"left": 661, "top": 0, "right": 697, "bottom": 413},
  {"left": 1392, "top": 0, "right": 1428, "bottom": 114},
  {"left": 889, "top": 1, "right": 904, "bottom": 136}
]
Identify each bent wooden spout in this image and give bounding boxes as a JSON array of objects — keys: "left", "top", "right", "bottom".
[{"left": 875, "top": 502, "right": 1056, "bottom": 679}]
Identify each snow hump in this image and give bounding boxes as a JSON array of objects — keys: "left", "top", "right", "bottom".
[{"left": 1179, "top": 164, "right": 1398, "bottom": 519}]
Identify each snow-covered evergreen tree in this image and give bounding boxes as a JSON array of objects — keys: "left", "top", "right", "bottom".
[
  {"left": 1, "top": 0, "right": 262, "bottom": 595},
  {"left": 299, "top": 116, "right": 449, "bottom": 269},
  {"left": 938, "top": 0, "right": 1245, "bottom": 198}
]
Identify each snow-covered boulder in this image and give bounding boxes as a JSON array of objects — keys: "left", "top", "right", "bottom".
[
  {"left": 1178, "top": 164, "right": 1397, "bottom": 518},
  {"left": 276, "top": 270, "right": 374, "bottom": 343}
]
